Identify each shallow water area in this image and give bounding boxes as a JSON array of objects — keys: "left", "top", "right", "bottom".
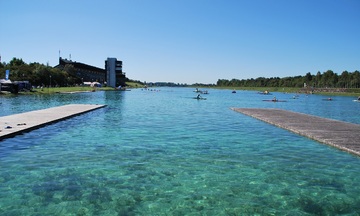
[{"left": 1, "top": 88, "right": 360, "bottom": 215}]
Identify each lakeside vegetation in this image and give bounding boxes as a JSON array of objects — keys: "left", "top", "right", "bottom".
[
  {"left": 0, "top": 84, "right": 145, "bottom": 95},
  {"left": 216, "top": 70, "right": 360, "bottom": 89},
  {"left": 210, "top": 86, "right": 360, "bottom": 97},
  {"left": 206, "top": 70, "right": 360, "bottom": 96},
  {"left": 1, "top": 58, "right": 81, "bottom": 87}
]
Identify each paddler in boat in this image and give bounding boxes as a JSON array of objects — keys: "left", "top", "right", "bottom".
[
  {"left": 196, "top": 94, "right": 201, "bottom": 99},
  {"left": 358, "top": 96, "right": 360, "bottom": 101},
  {"left": 272, "top": 96, "right": 277, "bottom": 102}
]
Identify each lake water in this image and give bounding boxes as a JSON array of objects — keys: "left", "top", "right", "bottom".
[{"left": 1, "top": 88, "right": 360, "bottom": 215}]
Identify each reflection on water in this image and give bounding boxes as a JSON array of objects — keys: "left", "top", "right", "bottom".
[{"left": 1, "top": 88, "right": 360, "bottom": 215}]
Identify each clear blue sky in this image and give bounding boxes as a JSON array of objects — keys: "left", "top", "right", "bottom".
[{"left": 1, "top": 0, "right": 359, "bottom": 84}]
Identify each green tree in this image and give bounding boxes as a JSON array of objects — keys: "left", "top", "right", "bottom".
[
  {"left": 304, "top": 72, "right": 313, "bottom": 87},
  {"left": 314, "top": 71, "right": 322, "bottom": 87},
  {"left": 322, "top": 70, "right": 338, "bottom": 87},
  {"left": 338, "top": 71, "right": 350, "bottom": 88},
  {"left": 9, "top": 57, "right": 25, "bottom": 66},
  {"left": 350, "top": 71, "right": 360, "bottom": 88}
]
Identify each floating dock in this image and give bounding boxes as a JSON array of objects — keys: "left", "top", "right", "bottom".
[
  {"left": 231, "top": 108, "right": 360, "bottom": 157},
  {"left": 0, "top": 104, "right": 106, "bottom": 140}
]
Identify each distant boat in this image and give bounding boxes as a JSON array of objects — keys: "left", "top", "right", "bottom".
[
  {"left": 115, "top": 86, "right": 130, "bottom": 91},
  {"left": 263, "top": 96, "right": 286, "bottom": 102},
  {"left": 258, "top": 90, "right": 271, "bottom": 95},
  {"left": 193, "top": 92, "right": 206, "bottom": 100},
  {"left": 193, "top": 88, "right": 202, "bottom": 93},
  {"left": 232, "top": 90, "right": 236, "bottom": 93},
  {"left": 193, "top": 97, "right": 207, "bottom": 100},
  {"left": 263, "top": 99, "right": 287, "bottom": 102}
]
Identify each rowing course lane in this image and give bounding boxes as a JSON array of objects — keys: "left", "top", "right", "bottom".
[
  {"left": 0, "top": 104, "right": 106, "bottom": 140},
  {"left": 231, "top": 108, "right": 360, "bottom": 157}
]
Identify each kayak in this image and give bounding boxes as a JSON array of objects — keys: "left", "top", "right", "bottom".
[
  {"left": 193, "top": 97, "right": 207, "bottom": 100},
  {"left": 262, "top": 99, "right": 286, "bottom": 102}
]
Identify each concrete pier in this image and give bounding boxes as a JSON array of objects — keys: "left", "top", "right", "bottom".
[
  {"left": 231, "top": 108, "right": 360, "bottom": 157},
  {"left": 0, "top": 104, "right": 106, "bottom": 140}
]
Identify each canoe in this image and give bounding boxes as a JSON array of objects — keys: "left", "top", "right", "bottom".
[{"left": 262, "top": 99, "right": 287, "bottom": 102}]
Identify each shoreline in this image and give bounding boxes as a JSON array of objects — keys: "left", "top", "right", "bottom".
[
  {"left": 206, "top": 86, "right": 360, "bottom": 97},
  {"left": 1, "top": 85, "right": 360, "bottom": 97}
]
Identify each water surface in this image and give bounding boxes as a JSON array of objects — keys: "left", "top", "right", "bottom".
[{"left": 1, "top": 88, "right": 360, "bottom": 215}]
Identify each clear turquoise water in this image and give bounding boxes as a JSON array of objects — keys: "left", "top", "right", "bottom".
[{"left": 1, "top": 88, "right": 360, "bottom": 215}]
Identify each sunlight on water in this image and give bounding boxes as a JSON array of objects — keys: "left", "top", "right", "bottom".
[{"left": 1, "top": 88, "right": 360, "bottom": 215}]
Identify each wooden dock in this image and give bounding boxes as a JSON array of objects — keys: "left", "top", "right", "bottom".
[
  {"left": 231, "top": 108, "right": 360, "bottom": 157},
  {"left": 0, "top": 104, "right": 106, "bottom": 140}
]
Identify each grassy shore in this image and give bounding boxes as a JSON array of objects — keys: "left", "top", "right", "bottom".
[
  {"left": 8, "top": 82, "right": 142, "bottom": 95},
  {"left": 26, "top": 86, "right": 360, "bottom": 97},
  {"left": 24, "top": 86, "right": 113, "bottom": 94},
  {"left": 3, "top": 83, "right": 359, "bottom": 97}
]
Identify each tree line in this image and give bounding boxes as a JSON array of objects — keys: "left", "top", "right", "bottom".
[
  {"left": 217, "top": 70, "right": 360, "bottom": 88},
  {"left": 0, "top": 57, "right": 82, "bottom": 87}
]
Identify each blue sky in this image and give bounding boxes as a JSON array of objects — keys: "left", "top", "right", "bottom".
[{"left": 1, "top": 0, "right": 359, "bottom": 84}]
